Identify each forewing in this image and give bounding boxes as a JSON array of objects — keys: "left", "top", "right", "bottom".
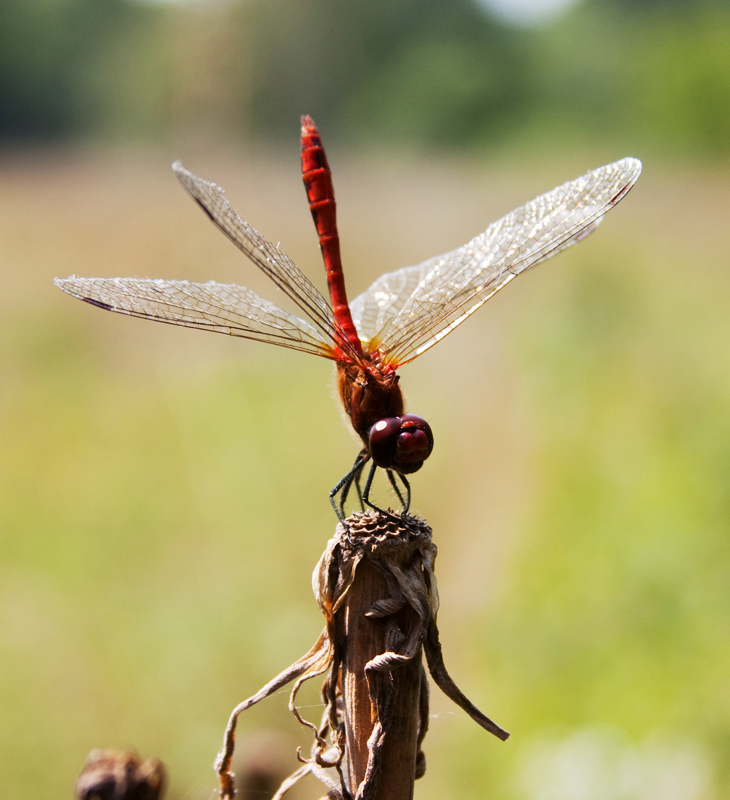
[
  {"left": 54, "top": 276, "right": 337, "bottom": 359},
  {"left": 352, "top": 157, "right": 642, "bottom": 365},
  {"left": 173, "top": 162, "right": 342, "bottom": 347}
]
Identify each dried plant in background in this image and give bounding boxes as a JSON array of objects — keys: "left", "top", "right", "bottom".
[{"left": 74, "top": 749, "right": 166, "bottom": 800}]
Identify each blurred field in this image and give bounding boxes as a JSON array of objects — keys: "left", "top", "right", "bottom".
[{"left": 1, "top": 144, "right": 729, "bottom": 799}]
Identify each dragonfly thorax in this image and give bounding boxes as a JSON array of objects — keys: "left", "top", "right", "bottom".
[
  {"left": 337, "top": 361, "right": 403, "bottom": 440},
  {"left": 336, "top": 361, "right": 434, "bottom": 475}
]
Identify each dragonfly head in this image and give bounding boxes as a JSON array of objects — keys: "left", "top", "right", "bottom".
[{"left": 368, "top": 414, "right": 434, "bottom": 475}]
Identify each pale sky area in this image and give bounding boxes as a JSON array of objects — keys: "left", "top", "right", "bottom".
[{"left": 476, "top": 0, "right": 581, "bottom": 25}]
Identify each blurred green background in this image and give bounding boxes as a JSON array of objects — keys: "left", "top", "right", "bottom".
[{"left": 1, "top": 0, "right": 729, "bottom": 798}]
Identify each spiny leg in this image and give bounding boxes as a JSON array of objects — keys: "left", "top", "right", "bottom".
[
  {"left": 385, "top": 471, "right": 411, "bottom": 514},
  {"left": 361, "top": 461, "right": 380, "bottom": 512},
  {"left": 362, "top": 463, "right": 403, "bottom": 522},
  {"left": 330, "top": 451, "right": 369, "bottom": 521},
  {"left": 340, "top": 459, "right": 365, "bottom": 515},
  {"left": 386, "top": 469, "right": 406, "bottom": 508},
  {"left": 398, "top": 473, "right": 411, "bottom": 514},
  {"left": 352, "top": 465, "right": 365, "bottom": 512}
]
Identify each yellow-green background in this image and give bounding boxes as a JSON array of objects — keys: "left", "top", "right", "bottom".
[{"left": 1, "top": 1, "right": 729, "bottom": 798}]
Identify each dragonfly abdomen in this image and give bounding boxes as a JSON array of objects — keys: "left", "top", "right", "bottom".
[{"left": 300, "top": 116, "right": 362, "bottom": 359}]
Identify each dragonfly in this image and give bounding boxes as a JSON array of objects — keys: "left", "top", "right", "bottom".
[{"left": 56, "top": 116, "right": 641, "bottom": 521}]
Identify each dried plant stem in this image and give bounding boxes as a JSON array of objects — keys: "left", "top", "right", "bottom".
[
  {"left": 215, "top": 511, "right": 508, "bottom": 800},
  {"left": 337, "top": 554, "right": 426, "bottom": 798}
]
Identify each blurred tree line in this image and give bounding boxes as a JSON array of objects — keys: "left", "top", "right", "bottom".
[{"left": 1, "top": 0, "right": 729, "bottom": 157}]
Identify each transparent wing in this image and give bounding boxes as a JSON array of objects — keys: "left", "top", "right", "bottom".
[
  {"left": 54, "top": 276, "right": 337, "bottom": 359},
  {"left": 172, "top": 162, "right": 347, "bottom": 349},
  {"left": 350, "top": 157, "right": 642, "bottom": 366}
]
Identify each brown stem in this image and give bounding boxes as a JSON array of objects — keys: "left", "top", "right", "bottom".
[{"left": 339, "top": 556, "right": 424, "bottom": 799}]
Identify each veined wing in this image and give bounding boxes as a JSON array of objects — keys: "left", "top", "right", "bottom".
[
  {"left": 173, "top": 162, "right": 343, "bottom": 348},
  {"left": 351, "top": 157, "right": 642, "bottom": 366},
  {"left": 54, "top": 276, "right": 337, "bottom": 359}
]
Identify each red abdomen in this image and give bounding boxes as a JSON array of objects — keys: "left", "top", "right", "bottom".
[{"left": 301, "top": 116, "right": 362, "bottom": 359}]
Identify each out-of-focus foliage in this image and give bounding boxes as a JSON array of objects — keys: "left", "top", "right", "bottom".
[
  {"left": 2, "top": 1, "right": 729, "bottom": 798},
  {"left": 1, "top": 0, "right": 729, "bottom": 157},
  {"left": 242, "top": 0, "right": 533, "bottom": 146},
  {"left": 0, "top": 0, "right": 152, "bottom": 138}
]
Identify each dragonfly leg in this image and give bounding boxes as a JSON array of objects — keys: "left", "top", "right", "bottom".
[
  {"left": 386, "top": 469, "right": 406, "bottom": 508},
  {"left": 362, "top": 464, "right": 405, "bottom": 523},
  {"left": 339, "top": 459, "right": 365, "bottom": 515},
  {"left": 330, "top": 451, "right": 369, "bottom": 522},
  {"left": 361, "top": 461, "right": 379, "bottom": 512},
  {"left": 353, "top": 464, "right": 366, "bottom": 511},
  {"left": 399, "top": 473, "right": 411, "bottom": 514},
  {"left": 385, "top": 470, "right": 411, "bottom": 514}
]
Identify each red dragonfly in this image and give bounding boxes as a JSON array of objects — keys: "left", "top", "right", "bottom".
[{"left": 56, "top": 117, "right": 641, "bottom": 520}]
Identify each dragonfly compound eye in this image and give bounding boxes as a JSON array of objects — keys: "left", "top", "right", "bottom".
[{"left": 369, "top": 415, "right": 434, "bottom": 474}]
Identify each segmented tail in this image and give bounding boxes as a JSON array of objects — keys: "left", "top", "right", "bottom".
[{"left": 301, "top": 115, "right": 362, "bottom": 359}]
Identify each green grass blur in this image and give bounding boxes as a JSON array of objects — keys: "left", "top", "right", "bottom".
[{"left": 1, "top": 144, "right": 728, "bottom": 799}]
